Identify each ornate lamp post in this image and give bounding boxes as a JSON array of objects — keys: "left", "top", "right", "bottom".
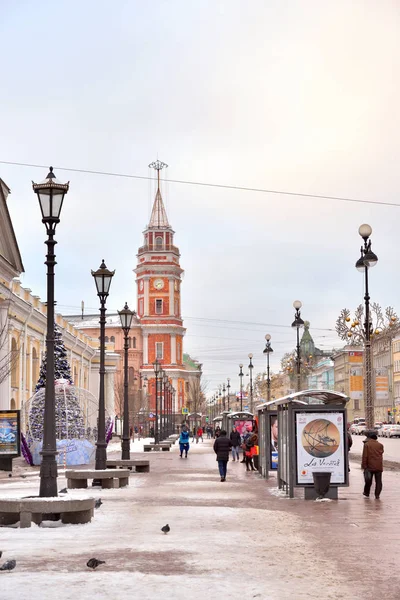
[
  {"left": 248, "top": 353, "right": 254, "bottom": 413},
  {"left": 238, "top": 364, "right": 244, "bottom": 411},
  {"left": 222, "top": 383, "right": 226, "bottom": 411},
  {"left": 226, "top": 378, "right": 231, "bottom": 410},
  {"left": 33, "top": 167, "right": 69, "bottom": 497},
  {"left": 162, "top": 372, "right": 168, "bottom": 440},
  {"left": 292, "top": 300, "right": 304, "bottom": 392},
  {"left": 91, "top": 260, "right": 115, "bottom": 471},
  {"left": 263, "top": 334, "right": 273, "bottom": 402},
  {"left": 153, "top": 360, "right": 160, "bottom": 444},
  {"left": 118, "top": 302, "right": 135, "bottom": 460}
]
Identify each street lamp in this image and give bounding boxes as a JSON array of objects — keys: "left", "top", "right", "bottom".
[
  {"left": 263, "top": 334, "right": 274, "bottom": 402},
  {"left": 92, "top": 260, "right": 115, "bottom": 471},
  {"left": 222, "top": 383, "right": 226, "bottom": 411},
  {"left": 153, "top": 360, "right": 160, "bottom": 444},
  {"left": 248, "top": 353, "right": 254, "bottom": 413},
  {"left": 226, "top": 378, "right": 231, "bottom": 410},
  {"left": 292, "top": 300, "right": 304, "bottom": 392},
  {"left": 32, "top": 167, "right": 69, "bottom": 497},
  {"left": 118, "top": 302, "right": 135, "bottom": 460},
  {"left": 163, "top": 372, "right": 168, "bottom": 440},
  {"left": 238, "top": 364, "right": 244, "bottom": 411},
  {"left": 356, "top": 224, "right": 378, "bottom": 428}
]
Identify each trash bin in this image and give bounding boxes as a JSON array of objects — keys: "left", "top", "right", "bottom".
[{"left": 312, "top": 471, "right": 332, "bottom": 499}]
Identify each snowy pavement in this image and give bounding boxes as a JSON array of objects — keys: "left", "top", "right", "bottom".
[{"left": 1, "top": 438, "right": 400, "bottom": 600}]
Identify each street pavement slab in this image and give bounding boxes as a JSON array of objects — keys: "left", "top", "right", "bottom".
[{"left": 0, "top": 437, "right": 399, "bottom": 600}]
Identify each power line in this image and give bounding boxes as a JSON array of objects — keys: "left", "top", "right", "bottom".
[{"left": 1, "top": 159, "right": 399, "bottom": 209}]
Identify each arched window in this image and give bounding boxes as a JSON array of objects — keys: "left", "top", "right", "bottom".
[
  {"left": 11, "top": 338, "right": 18, "bottom": 388},
  {"left": 32, "top": 347, "right": 39, "bottom": 389},
  {"left": 132, "top": 337, "right": 136, "bottom": 349},
  {"left": 155, "top": 236, "right": 163, "bottom": 250},
  {"left": 10, "top": 398, "right": 16, "bottom": 410},
  {"left": 128, "top": 337, "right": 131, "bottom": 348},
  {"left": 110, "top": 336, "right": 115, "bottom": 343},
  {"left": 105, "top": 336, "right": 109, "bottom": 343}
]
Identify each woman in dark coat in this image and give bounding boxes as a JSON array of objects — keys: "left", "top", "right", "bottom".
[
  {"left": 213, "top": 430, "right": 232, "bottom": 482},
  {"left": 245, "top": 433, "right": 257, "bottom": 471}
]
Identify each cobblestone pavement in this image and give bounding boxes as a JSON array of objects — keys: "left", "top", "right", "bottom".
[{"left": 1, "top": 439, "right": 400, "bottom": 600}]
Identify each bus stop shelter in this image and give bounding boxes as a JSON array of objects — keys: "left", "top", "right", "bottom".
[{"left": 259, "top": 390, "right": 349, "bottom": 499}]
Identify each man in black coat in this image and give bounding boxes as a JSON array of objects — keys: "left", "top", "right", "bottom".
[{"left": 213, "top": 430, "right": 232, "bottom": 482}]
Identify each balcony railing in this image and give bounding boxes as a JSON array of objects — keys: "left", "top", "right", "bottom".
[{"left": 138, "top": 244, "right": 180, "bottom": 254}]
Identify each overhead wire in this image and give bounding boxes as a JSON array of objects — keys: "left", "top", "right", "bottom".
[{"left": 1, "top": 159, "right": 399, "bottom": 208}]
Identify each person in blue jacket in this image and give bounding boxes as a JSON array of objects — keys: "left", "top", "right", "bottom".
[{"left": 179, "top": 425, "right": 190, "bottom": 458}]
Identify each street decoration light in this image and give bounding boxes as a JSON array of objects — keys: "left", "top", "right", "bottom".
[
  {"left": 118, "top": 302, "right": 135, "bottom": 460},
  {"left": 226, "top": 378, "right": 231, "bottom": 411},
  {"left": 336, "top": 224, "right": 399, "bottom": 428},
  {"left": 248, "top": 353, "right": 254, "bottom": 413},
  {"left": 91, "top": 260, "right": 115, "bottom": 471},
  {"left": 263, "top": 334, "right": 273, "bottom": 402},
  {"left": 238, "top": 364, "right": 244, "bottom": 411},
  {"left": 32, "top": 167, "right": 69, "bottom": 497},
  {"left": 291, "top": 300, "right": 304, "bottom": 392}
]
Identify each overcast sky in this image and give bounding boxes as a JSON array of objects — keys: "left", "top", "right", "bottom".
[{"left": 1, "top": 1, "right": 400, "bottom": 398}]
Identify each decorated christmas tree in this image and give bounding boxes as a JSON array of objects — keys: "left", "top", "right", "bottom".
[
  {"left": 35, "top": 324, "right": 73, "bottom": 392},
  {"left": 28, "top": 323, "right": 85, "bottom": 440}
]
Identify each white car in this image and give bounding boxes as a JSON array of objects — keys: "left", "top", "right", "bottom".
[
  {"left": 379, "top": 424, "right": 392, "bottom": 437},
  {"left": 354, "top": 423, "right": 366, "bottom": 435},
  {"left": 384, "top": 424, "right": 400, "bottom": 438}
]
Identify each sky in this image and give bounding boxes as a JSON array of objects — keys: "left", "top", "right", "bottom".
[{"left": 1, "top": 0, "right": 400, "bottom": 398}]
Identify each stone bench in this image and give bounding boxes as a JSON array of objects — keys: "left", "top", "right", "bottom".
[
  {"left": 106, "top": 459, "right": 150, "bottom": 473},
  {"left": 0, "top": 497, "right": 95, "bottom": 528},
  {"left": 143, "top": 443, "right": 170, "bottom": 452},
  {"left": 65, "top": 469, "right": 130, "bottom": 489}
]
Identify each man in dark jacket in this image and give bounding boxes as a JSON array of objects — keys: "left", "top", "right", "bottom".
[
  {"left": 213, "top": 430, "right": 232, "bottom": 482},
  {"left": 361, "top": 431, "right": 384, "bottom": 499},
  {"left": 229, "top": 426, "right": 241, "bottom": 462}
]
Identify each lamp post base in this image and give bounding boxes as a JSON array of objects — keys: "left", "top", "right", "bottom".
[
  {"left": 121, "top": 437, "right": 130, "bottom": 460},
  {"left": 39, "top": 451, "right": 59, "bottom": 498},
  {"left": 95, "top": 441, "right": 107, "bottom": 471}
]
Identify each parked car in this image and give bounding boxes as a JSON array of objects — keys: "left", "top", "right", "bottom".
[
  {"left": 384, "top": 424, "right": 400, "bottom": 438},
  {"left": 379, "top": 424, "right": 392, "bottom": 437},
  {"left": 354, "top": 422, "right": 366, "bottom": 435},
  {"left": 349, "top": 423, "right": 359, "bottom": 434}
]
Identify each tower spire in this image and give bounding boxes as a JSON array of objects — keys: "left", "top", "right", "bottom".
[{"left": 148, "top": 160, "right": 170, "bottom": 228}]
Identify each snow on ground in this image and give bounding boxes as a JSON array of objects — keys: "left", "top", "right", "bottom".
[{"left": 0, "top": 439, "right": 395, "bottom": 600}]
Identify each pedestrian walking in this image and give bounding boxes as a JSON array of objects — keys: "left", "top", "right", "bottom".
[
  {"left": 197, "top": 427, "right": 203, "bottom": 442},
  {"left": 244, "top": 432, "right": 257, "bottom": 471},
  {"left": 362, "top": 431, "right": 384, "bottom": 499},
  {"left": 229, "top": 426, "right": 241, "bottom": 461},
  {"left": 214, "top": 425, "right": 221, "bottom": 439},
  {"left": 213, "top": 430, "right": 232, "bottom": 482},
  {"left": 179, "top": 426, "right": 190, "bottom": 458},
  {"left": 347, "top": 423, "right": 353, "bottom": 472}
]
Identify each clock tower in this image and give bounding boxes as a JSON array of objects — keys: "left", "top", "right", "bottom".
[{"left": 135, "top": 160, "right": 186, "bottom": 415}]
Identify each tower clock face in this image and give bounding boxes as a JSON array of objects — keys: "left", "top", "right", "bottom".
[{"left": 154, "top": 278, "right": 164, "bottom": 290}]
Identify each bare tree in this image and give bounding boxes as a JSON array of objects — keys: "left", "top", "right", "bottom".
[{"left": 187, "top": 377, "right": 207, "bottom": 428}]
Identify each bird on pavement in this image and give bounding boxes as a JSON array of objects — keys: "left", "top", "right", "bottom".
[
  {"left": 59, "top": 488, "right": 68, "bottom": 494},
  {"left": 0, "top": 551, "right": 2, "bottom": 559},
  {"left": 0, "top": 560, "right": 16, "bottom": 572},
  {"left": 86, "top": 558, "right": 105, "bottom": 570},
  {"left": 95, "top": 499, "right": 103, "bottom": 509},
  {"left": 161, "top": 524, "right": 170, "bottom": 534}
]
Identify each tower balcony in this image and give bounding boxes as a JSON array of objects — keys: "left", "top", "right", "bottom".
[{"left": 138, "top": 244, "right": 180, "bottom": 255}]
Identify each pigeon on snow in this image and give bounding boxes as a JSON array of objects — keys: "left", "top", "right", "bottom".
[
  {"left": 161, "top": 524, "right": 170, "bottom": 534},
  {"left": 0, "top": 560, "right": 16, "bottom": 572},
  {"left": 59, "top": 488, "right": 68, "bottom": 494},
  {"left": 95, "top": 499, "right": 103, "bottom": 509},
  {"left": 87, "top": 558, "right": 105, "bottom": 570}
]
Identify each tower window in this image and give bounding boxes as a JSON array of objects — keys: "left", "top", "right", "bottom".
[
  {"left": 105, "top": 336, "right": 109, "bottom": 343},
  {"left": 139, "top": 298, "right": 144, "bottom": 315},
  {"left": 128, "top": 337, "right": 131, "bottom": 348},
  {"left": 110, "top": 336, "right": 115, "bottom": 343},
  {"left": 132, "top": 337, "right": 136, "bottom": 349},
  {"left": 155, "top": 299, "right": 163, "bottom": 314},
  {"left": 156, "top": 342, "right": 163, "bottom": 359},
  {"left": 155, "top": 236, "right": 163, "bottom": 250}
]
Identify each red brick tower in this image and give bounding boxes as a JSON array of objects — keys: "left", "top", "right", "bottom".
[{"left": 136, "top": 160, "right": 186, "bottom": 418}]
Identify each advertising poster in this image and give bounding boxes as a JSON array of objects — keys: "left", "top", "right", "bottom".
[
  {"left": 234, "top": 420, "right": 253, "bottom": 437},
  {"left": 270, "top": 414, "right": 278, "bottom": 470},
  {"left": 375, "top": 368, "right": 389, "bottom": 402},
  {"left": 349, "top": 351, "right": 363, "bottom": 400},
  {"left": 295, "top": 412, "right": 345, "bottom": 485},
  {"left": 0, "top": 411, "right": 20, "bottom": 456}
]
